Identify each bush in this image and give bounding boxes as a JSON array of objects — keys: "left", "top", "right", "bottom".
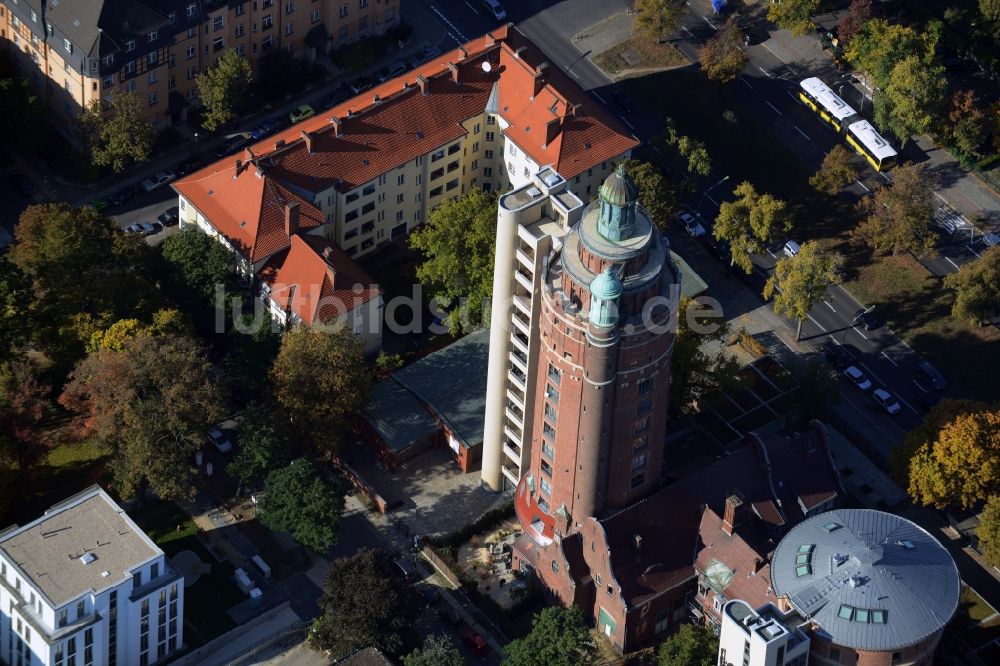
[{"left": 429, "top": 500, "right": 515, "bottom": 550}]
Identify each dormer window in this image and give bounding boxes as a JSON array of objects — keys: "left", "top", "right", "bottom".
[
  {"left": 63, "top": 38, "right": 73, "bottom": 54},
  {"left": 147, "top": 30, "right": 158, "bottom": 42},
  {"left": 125, "top": 39, "right": 136, "bottom": 52}
]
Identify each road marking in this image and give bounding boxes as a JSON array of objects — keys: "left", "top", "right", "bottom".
[
  {"left": 912, "top": 379, "right": 929, "bottom": 393},
  {"left": 945, "top": 256, "right": 960, "bottom": 270},
  {"left": 761, "top": 41, "right": 790, "bottom": 65},
  {"left": 880, "top": 351, "right": 898, "bottom": 367},
  {"left": 569, "top": 69, "right": 581, "bottom": 80},
  {"left": 807, "top": 314, "right": 827, "bottom": 331},
  {"left": 682, "top": 26, "right": 696, "bottom": 39},
  {"left": 463, "top": 1, "right": 479, "bottom": 14},
  {"left": 429, "top": 6, "right": 469, "bottom": 43},
  {"left": 898, "top": 338, "right": 913, "bottom": 351},
  {"left": 739, "top": 76, "right": 753, "bottom": 90},
  {"left": 824, "top": 300, "right": 836, "bottom": 312},
  {"left": 622, "top": 118, "right": 635, "bottom": 129},
  {"left": 854, "top": 179, "right": 870, "bottom": 193},
  {"left": 879, "top": 171, "right": 892, "bottom": 183},
  {"left": 969, "top": 246, "right": 982, "bottom": 259},
  {"left": 758, "top": 66, "right": 773, "bottom": 79},
  {"left": 651, "top": 145, "right": 662, "bottom": 154},
  {"left": 767, "top": 249, "right": 777, "bottom": 258},
  {"left": 852, "top": 325, "right": 868, "bottom": 340},
  {"left": 766, "top": 101, "right": 783, "bottom": 116},
  {"left": 703, "top": 16, "right": 717, "bottom": 31},
  {"left": 793, "top": 125, "right": 811, "bottom": 141},
  {"left": 785, "top": 90, "right": 798, "bottom": 102},
  {"left": 592, "top": 91, "right": 607, "bottom": 104}
]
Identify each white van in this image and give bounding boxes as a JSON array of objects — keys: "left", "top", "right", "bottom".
[
  {"left": 783, "top": 240, "right": 801, "bottom": 258},
  {"left": 483, "top": 0, "right": 507, "bottom": 20}
]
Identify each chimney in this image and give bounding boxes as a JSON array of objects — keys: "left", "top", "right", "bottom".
[
  {"left": 300, "top": 130, "right": 313, "bottom": 154},
  {"left": 416, "top": 75, "right": 429, "bottom": 95},
  {"left": 514, "top": 45, "right": 527, "bottom": 59},
  {"left": 753, "top": 557, "right": 765, "bottom": 574},
  {"left": 321, "top": 246, "right": 334, "bottom": 260},
  {"left": 284, "top": 201, "right": 300, "bottom": 237},
  {"left": 633, "top": 534, "right": 642, "bottom": 551},
  {"left": 274, "top": 138, "right": 286, "bottom": 150},
  {"left": 457, "top": 46, "right": 468, "bottom": 61},
  {"left": 533, "top": 62, "right": 549, "bottom": 97},
  {"left": 544, "top": 117, "right": 561, "bottom": 148},
  {"left": 570, "top": 103, "right": 583, "bottom": 117},
  {"left": 373, "top": 93, "right": 381, "bottom": 105},
  {"left": 722, "top": 493, "right": 743, "bottom": 537},
  {"left": 234, "top": 159, "right": 242, "bottom": 174},
  {"left": 447, "top": 62, "right": 460, "bottom": 83},
  {"left": 329, "top": 116, "right": 342, "bottom": 137}
]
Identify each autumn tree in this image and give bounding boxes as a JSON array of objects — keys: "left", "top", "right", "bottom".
[
  {"left": 270, "top": 326, "right": 372, "bottom": 453},
  {"left": 87, "top": 309, "right": 190, "bottom": 352},
  {"left": 768, "top": 0, "right": 820, "bottom": 37},
  {"left": 850, "top": 163, "right": 935, "bottom": 257},
  {"left": 0, "top": 360, "right": 52, "bottom": 474},
  {"left": 78, "top": 91, "right": 156, "bottom": 172},
  {"left": 845, "top": 20, "right": 934, "bottom": 89},
  {"left": 634, "top": 0, "right": 687, "bottom": 43},
  {"left": 408, "top": 190, "right": 497, "bottom": 334},
  {"left": 907, "top": 405, "right": 1000, "bottom": 509},
  {"left": 809, "top": 145, "right": 859, "bottom": 195},
  {"left": 504, "top": 606, "right": 596, "bottom": 666},
  {"left": 677, "top": 136, "right": 712, "bottom": 177},
  {"left": 698, "top": 19, "right": 749, "bottom": 84},
  {"left": 259, "top": 459, "right": 347, "bottom": 553},
  {"left": 227, "top": 403, "right": 291, "bottom": 494},
  {"left": 0, "top": 258, "right": 32, "bottom": 354},
  {"left": 944, "top": 246, "right": 1000, "bottom": 325},
  {"left": 890, "top": 399, "right": 986, "bottom": 488},
  {"left": 977, "top": 495, "right": 1000, "bottom": 569},
  {"left": 764, "top": 242, "right": 844, "bottom": 340},
  {"left": 836, "top": 0, "right": 872, "bottom": 48},
  {"left": 669, "top": 298, "right": 744, "bottom": 419},
  {"left": 713, "top": 181, "right": 792, "bottom": 274},
  {"left": 404, "top": 635, "right": 466, "bottom": 666},
  {"left": 948, "top": 90, "right": 989, "bottom": 159},
  {"left": 59, "top": 335, "right": 224, "bottom": 501},
  {"left": 311, "top": 549, "right": 416, "bottom": 658},
  {"left": 658, "top": 623, "right": 718, "bottom": 666},
  {"left": 623, "top": 159, "right": 677, "bottom": 229},
  {"left": 196, "top": 49, "right": 253, "bottom": 131}
]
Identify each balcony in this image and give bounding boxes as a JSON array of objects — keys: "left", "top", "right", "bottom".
[
  {"left": 514, "top": 268, "right": 533, "bottom": 291},
  {"left": 510, "top": 331, "right": 529, "bottom": 356},
  {"left": 508, "top": 364, "right": 527, "bottom": 389},
  {"left": 506, "top": 387, "right": 525, "bottom": 410},
  {"left": 504, "top": 420, "right": 523, "bottom": 441},
  {"left": 515, "top": 248, "right": 534, "bottom": 269},
  {"left": 430, "top": 167, "right": 445, "bottom": 181},
  {"left": 505, "top": 406, "right": 523, "bottom": 429},
  {"left": 511, "top": 312, "right": 530, "bottom": 335},
  {"left": 509, "top": 349, "right": 527, "bottom": 372},
  {"left": 502, "top": 464, "right": 520, "bottom": 487},
  {"left": 513, "top": 294, "right": 531, "bottom": 316}
]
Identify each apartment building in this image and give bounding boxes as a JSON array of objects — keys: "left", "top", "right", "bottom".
[
  {"left": 0, "top": 486, "right": 184, "bottom": 666},
  {"left": 0, "top": 0, "right": 399, "bottom": 131},
  {"left": 718, "top": 600, "right": 810, "bottom": 666}
]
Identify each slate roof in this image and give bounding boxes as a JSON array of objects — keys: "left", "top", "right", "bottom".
[
  {"left": 696, "top": 508, "right": 774, "bottom": 609},
  {"left": 361, "top": 378, "right": 439, "bottom": 454},
  {"left": 772, "top": 509, "right": 960, "bottom": 652}
]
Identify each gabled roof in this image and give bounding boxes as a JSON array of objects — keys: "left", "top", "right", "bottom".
[
  {"left": 172, "top": 160, "right": 324, "bottom": 263},
  {"left": 758, "top": 425, "right": 841, "bottom": 520},
  {"left": 259, "top": 235, "right": 381, "bottom": 325},
  {"left": 695, "top": 507, "right": 774, "bottom": 610}
]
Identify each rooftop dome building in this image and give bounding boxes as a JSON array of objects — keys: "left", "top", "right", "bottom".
[{"left": 771, "top": 509, "right": 960, "bottom": 666}]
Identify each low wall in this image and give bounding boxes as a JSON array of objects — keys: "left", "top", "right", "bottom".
[
  {"left": 168, "top": 601, "right": 297, "bottom": 666},
  {"left": 422, "top": 545, "right": 463, "bottom": 588},
  {"left": 331, "top": 457, "right": 390, "bottom": 513}
]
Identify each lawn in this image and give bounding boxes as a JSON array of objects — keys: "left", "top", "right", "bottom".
[
  {"left": 127, "top": 499, "right": 199, "bottom": 554},
  {"left": 10, "top": 438, "right": 111, "bottom": 526},
  {"left": 592, "top": 36, "right": 687, "bottom": 78},
  {"left": 960, "top": 584, "right": 996, "bottom": 623},
  {"left": 175, "top": 538, "right": 244, "bottom": 645}
]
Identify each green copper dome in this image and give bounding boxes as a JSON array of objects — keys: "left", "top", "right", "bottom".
[
  {"left": 597, "top": 164, "right": 639, "bottom": 242},
  {"left": 599, "top": 163, "right": 638, "bottom": 207},
  {"left": 589, "top": 266, "right": 623, "bottom": 327}
]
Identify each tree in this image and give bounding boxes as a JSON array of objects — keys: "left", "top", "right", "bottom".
[
  {"left": 196, "top": 49, "right": 254, "bottom": 132},
  {"left": 634, "top": 0, "right": 687, "bottom": 43},
  {"left": 981, "top": 0, "right": 1000, "bottom": 35},
  {"left": 945, "top": 246, "right": 1000, "bottom": 325},
  {"left": 0, "top": 360, "right": 52, "bottom": 474},
  {"left": 809, "top": 145, "right": 859, "bottom": 195},
  {"left": 375, "top": 351, "right": 406, "bottom": 374},
  {"left": 845, "top": 20, "right": 935, "bottom": 91},
  {"left": 890, "top": 399, "right": 987, "bottom": 488},
  {"left": 657, "top": 623, "right": 718, "bottom": 666},
  {"left": 623, "top": 159, "right": 677, "bottom": 229},
  {"left": 669, "top": 298, "right": 744, "bottom": 419},
  {"left": 59, "top": 335, "right": 224, "bottom": 500},
  {"left": 677, "top": 136, "right": 712, "bottom": 176},
  {"left": 767, "top": 0, "right": 821, "bottom": 37},
  {"left": 763, "top": 242, "right": 843, "bottom": 340},
  {"left": 227, "top": 404, "right": 291, "bottom": 493},
  {"left": 78, "top": 91, "right": 155, "bottom": 173},
  {"left": 404, "top": 635, "right": 466, "bottom": 666},
  {"left": 850, "top": 163, "right": 935, "bottom": 257},
  {"left": 882, "top": 55, "right": 946, "bottom": 144},
  {"left": 697, "top": 19, "right": 749, "bottom": 84},
  {"left": 948, "top": 90, "right": 989, "bottom": 159},
  {"left": 259, "top": 459, "right": 347, "bottom": 552},
  {"left": 977, "top": 495, "right": 1000, "bottom": 569},
  {"left": 0, "top": 77, "right": 46, "bottom": 153},
  {"left": 311, "top": 549, "right": 415, "bottom": 657},
  {"left": 0, "top": 258, "right": 32, "bottom": 354},
  {"left": 837, "top": 0, "right": 872, "bottom": 48},
  {"left": 409, "top": 190, "right": 497, "bottom": 334},
  {"left": 713, "top": 181, "right": 791, "bottom": 274},
  {"left": 160, "top": 228, "right": 233, "bottom": 315},
  {"left": 907, "top": 405, "right": 1000, "bottom": 509},
  {"left": 222, "top": 303, "right": 281, "bottom": 403},
  {"left": 503, "top": 606, "right": 595, "bottom": 666},
  {"left": 270, "top": 326, "right": 372, "bottom": 453},
  {"left": 785, "top": 359, "right": 840, "bottom": 427}
]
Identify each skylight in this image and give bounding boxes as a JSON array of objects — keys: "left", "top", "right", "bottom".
[
  {"left": 823, "top": 522, "right": 842, "bottom": 532},
  {"left": 838, "top": 605, "right": 854, "bottom": 620},
  {"left": 795, "top": 545, "right": 815, "bottom": 577}
]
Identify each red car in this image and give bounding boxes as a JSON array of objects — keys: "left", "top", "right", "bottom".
[{"left": 462, "top": 630, "right": 488, "bottom": 656}]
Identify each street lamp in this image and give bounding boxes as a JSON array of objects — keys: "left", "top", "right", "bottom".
[
  {"left": 841, "top": 304, "right": 875, "bottom": 344},
  {"left": 194, "top": 132, "right": 199, "bottom": 155},
  {"left": 696, "top": 175, "right": 730, "bottom": 220}
]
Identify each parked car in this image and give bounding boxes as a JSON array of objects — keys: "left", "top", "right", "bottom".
[
  {"left": 782, "top": 240, "right": 801, "bottom": 258},
  {"left": 915, "top": 360, "right": 947, "bottom": 391},
  {"left": 376, "top": 60, "right": 408, "bottom": 82},
  {"left": 852, "top": 309, "right": 880, "bottom": 331},
  {"left": 872, "top": 388, "right": 901, "bottom": 415},
  {"left": 175, "top": 157, "right": 204, "bottom": 177},
  {"left": 678, "top": 211, "right": 705, "bottom": 238},
  {"left": 482, "top": 0, "right": 507, "bottom": 20},
  {"left": 463, "top": 630, "right": 489, "bottom": 656},
  {"left": 216, "top": 134, "right": 250, "bottom": 158},
  {"left": 157, "top": 206, "right": 180, "bottom": 226},
  {"left": 124, "top": 221, "right": 160, "bottom": 235},
  {"left": 321, "top": 84, "right": 353, "bottom": 109},
  {"left": 438, "top": 606, "right": 462, "bottom": 626},
  {"left": 141, "top": 170, "right": 176, "bottom": 192},
  {"left": 250, "top": 116, "right": 284, "bottom": 140},
  {"left": 108, "top": 185, "right": 138, "bottom": 206},
  {"left": 289, "top": 104, "right": 316, "bottom": 124},
  {"left": 6, "top": 171, "right": 35, "bottom": 196},
  {"left": 392, "top": 557, "right": 418, "bottom": 583},
  {"left": 416, "top": 584, "right": 440, "bottom": 607},
  {"left": 844, "top": 365, "right": 872, "bottom": 391},
  {"left": 207, "top": 428, "right": 233, "bottom": 453},
  {"left": 349, "top": 77, "right": 373, "bottom": 95},
  {"left": 820, "top": 341, "right": 854, "bottom": 369}
]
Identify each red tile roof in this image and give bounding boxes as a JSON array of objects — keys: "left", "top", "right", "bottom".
[
  {"left": 756, "top": 423, "right": 840, "bottom": 520},
  {"left": 172, "top": 161, "right": 324, "bottom": 263},
  {"left": 696, "top": 507, "right": 775, "bottom": 614},
  {"left": 259, "top": 235, "right": 381, "bottom": 325}
]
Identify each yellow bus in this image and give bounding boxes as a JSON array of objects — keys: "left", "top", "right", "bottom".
[
  {"left": 798, "top": 77, "right": 858, "bottom": 134},
  {"left": 846, "top": 120, "right": 897, "bottom": 172}
]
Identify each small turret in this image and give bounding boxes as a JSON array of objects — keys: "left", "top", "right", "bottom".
[
  {"left": 596, "top": 164, "right": 638, "bottom": 242},
  {"left": 589, "top": 266, "right": 623, "bottom": 327}
]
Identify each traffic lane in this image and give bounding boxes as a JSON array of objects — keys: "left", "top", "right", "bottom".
[
  {"left": 110, "top": 188, "right": 177, "bottom": 229},
  {"left": 832, "top": 387, "right": 907, "bottom": 462}
]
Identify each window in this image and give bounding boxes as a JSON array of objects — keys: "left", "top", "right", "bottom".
[
  {"left": 396, "top": 193, "right": 405, "bottom": 204},
  {"left": 236, "top": 23, "right": 245, "bottom": 37},
  {"left": 169, "top": 53, "right": 176, "bottom": 68},
  {"left": 635, "top": 416, "right": 649, "bottom": 433},
  {"left": 339, "top": 4, "right": 348, "bottom": 17},
  {"left": 431, "top": 149, "right": 445, "bottom": 162},
  {"left": 637, "top": 397, "right": 651, "bottom": 415},
  {"left": 262, "top": 35, "right": 273, "bottom": 48},
  {"left": 638, "top": 377, "right": 652, "bottom": 394},
  {"left": 631, "top": 453, "right": 646, "bottom": 471},
  {"left": 187, "top": 44, "right": 196, "bottom": 59},
  {"left": 544, "top": 403, "right": 557, "bottom": 422},
  {"left": 397, "top": 173, "right": 405, "bottom": 185},
  {"left": 630, "top": 473, "right": 644, "bottom": 489},
  {"left": 359, "top": 0, "right": 368, "bottom": 7},
  {"left": 213, "top": 15, "right": 224, "bottom": 31},
  {"left": 344, "top": 228, "right": 358, "bottom": 240},
  {"left": 133, "top": 571, "right": 142, "bottom": 588},
  {"left": 58, "top": 609, "right": 68, "bottom": 627},
  {"left": 148, "top": 70, "right": 157, "bottom": 85},
  {"left": 187, "top": 3, "right": 197, "bottom": 17},
  {"left": 147, "top": 30, "right": 158, "bottom": 42},
  {"left": 64, "top": 38, "right": 73, "bottom": 53},
  {"left": 125, "top": 60, "right": 136, "bottom": 74},
  {"left": 362, "top": 183, "right": 376, "bottom": 196},
  {"left": 262, "top": 14, "right": 273, "bottom": 29},
  {"left": 126, "top": 39, "right": 136, "bottom": 52},
  {"left": 286, "top": 1, "right": 295, "bottom": 14},
  {"left": 30, "top": 9, "right": 37, "bottom": 22},
  {"left": 168, "top": 74, "right": 175, "bottom": 88},
  {"left": 446, "top": 178, "right": 459, "bottom": 191},
  {"left": 311, "top": 9, "right": 320, "bottom": 23},
  {"left": 148, "top": 92, "right": 158, "bottom": 106},
  {"left": 103, "top": 55, "right": 115, "bottom": 67},
  {"left": 548, "top": 363, "right": 561, "bottom": 385},
  {"left": 64, "top": 79, "right": 71, "bottom": 93},
  {"left": 543, "top": 422, "right": 556, "bottom": 440},
  {"left": 509, "top": 143, "right": 518, "bottom": 157},
  {"left": 540, "top": 477, "right": 551, "bottom": 496},
  {"left": 485, "top": 131, "right": 495, "bottom": 141},
  {"left": 188, "top": 26, "right": 197, "bottom": 38},
  {"left": 345, "top": 209, "right": 359, "bottom": 223},
  {"left": 540, "top": 459, "right": 553, "bottom": 477},
  {"left": 523, "top": 166, "right": 530, "bottom": 178},
  {"left": 542, "top": 441, "right": 554, "bottom": 458},
  {"left": 285, "top": 22, "right": 293, "bottom": 35},
  {"left": 213, "top": 37, "right": 224, "bottom": 52},
  {"left": 483, "top": 167, "right": 493, "bottom": 177},
  {"left": 487, "top": 115, "right": 496, "bottom": 125},
  {"left": 186, "top": 66, "right": 197, "bottom": 80},
  {"left": 634, "top": 434, "right": 648, "bottom": 451},
  {"left": 236, "top": 3, "right": 246, "bottom": 16},
  {"left": 550, "top": 560, "right": 559, "bottom": 574},
  {"left": 361, "top": 221, "right": 374, "bottom": 233},
  {"left": 126, "top": 81, "right": 136, "bottom": 93},
  {"left": 485, "top": 149, "right": 494, "bottom": 159}
]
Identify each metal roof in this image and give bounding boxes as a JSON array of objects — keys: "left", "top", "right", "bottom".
[
  {"left": 772, "top": 509, "right": 959, "bottom": 652},
  {"left": 847, "top": 120, "right": 898, "bottom": 160},
  {"left": 361, "top": 378, "right": 439, "bottom": 453},
  {"left": 800, "top": 78, "right": 858, "bottom": 121}
]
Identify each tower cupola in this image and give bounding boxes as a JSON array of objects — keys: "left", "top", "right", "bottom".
[
  {"left": 597, "top": 164, "right": 638, "bottom": 242},
  {"left": 589, "top": 266, "right": 623, "bottom": 327}
]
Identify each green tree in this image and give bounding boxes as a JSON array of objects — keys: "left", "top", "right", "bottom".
[
  {"left": 850, "top": 163, "right": 935, "bottom": 257},
  {"left": 945, "top": 246, "right": 1000, "bottom": 325},
  {"left": 222, "top": 303, "right": 281, "bottom": 403},
  {"left": 160, "top": 228, "right": 233, "bottom": 314},
  {"left": 763, "top": 242, "right": 843, "bottom": 340},
  {"left": 767, "top": 0, "right": 820, "bottom": 36},
  {"left": 0, "top": 77, "right": 46, "bottom": 153},
  {"left": 409, "top": 190, "right": 497, "bottom": 334},
  {"left": 375, "top": 351, "right": 406, "bottom": 374},
  {"left": 404, "top": 635, "right": 466, "bottom": 666},
  {"left": 196, "top": 49, "right": 254, "bottom": 131},
  {"left": 78, "top": 91, "right": 155, "bottom": 173},
  {"left": 0, "top": 359, "right": 52, "bottom": 474},
  {"left": 845, "top": 20, "right": 935, "bottom": 90},
  {"left": 270, "top": 326, "right": 372, "bottom": 453},
  {"left": 977, "top": 495, "right": 1000, "bottom": 568},
  {"left": 259, "top": 459, "right": 347, "bottom": 552},
  {"left": 882, "top": 55, "right": 946, "bottom": 144},
  {"left": 786, "top": 359, "right": 841, "bottom": 428},
  {"left": 713, "top": 181, "right": 791, "bottom": 274},
  {"left": 59, "top": 335, "right": 224, "bottom": 500},
  {"left": 669, "top": 297, "right": 744, "bottom": 419},
  {"left": 227, "top": 404, "right": 291, "bottom": 493},
  {"left": 697, "top": 19, "right": 749, "bottom": 84},
  {"left": 0, "top": 258, "right": 32, "bottom": 354},
  {"left": 658, "top": 623, "right": 718, "bottom": 666},
  {"left": 677, "top": 136, "right": 712, "bottom": 177},
  {"left": 503, "top": 606, "right": 595, "bottom": 666},
  {"left": 623, "top": 159, "right": 677, "bottom": 229},
  {"left": 809, "top": 145, "right": 859, "bottom": 195},
  {"left": 981, "top": 0, "right": 1000, "bottom": 35},
  {"left": 311, "top": 549, "right": 416, "bottom": 657},
  {"left": 948, "top": 90, "right": 989, "bottom": 159},
  {"left": 634, "top": 0, "right": 688, "bottom": 43}
]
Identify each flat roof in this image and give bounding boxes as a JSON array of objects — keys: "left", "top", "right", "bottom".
[
  {"left": 848, "top": 120, "right": 898, "bottom": 160},
  {"left": 362, "top": 377, "right": 440, "bottom": 453},
  {"left": 0, "top": 486, "right": 160, "bottom": 607},
  {"left": 800, "top": 77, "right": 858, "bottom": 121},
  {"left": 772, "top": 509, "right": 959, "bottom": 652}
]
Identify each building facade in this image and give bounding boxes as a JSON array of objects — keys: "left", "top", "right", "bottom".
[
  {"left": 0, "top": 0, "right": 400, "bottom": 130},
  {"left": 718, "top": 600, "right": 810, "bottom": 666},
  {"left": 0, "top": 486, "right": 184, "bottom": 666}
]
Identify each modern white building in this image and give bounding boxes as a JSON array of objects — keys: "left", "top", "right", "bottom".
[
  {"left": 719, "top": 600, "right": 811, "bottom": 666},
  {"left": 480, "top": 166, "right": 585, "bottom": 492},
  {"left": 0, "top": 486, "right": 183, "bottom": 666}
]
